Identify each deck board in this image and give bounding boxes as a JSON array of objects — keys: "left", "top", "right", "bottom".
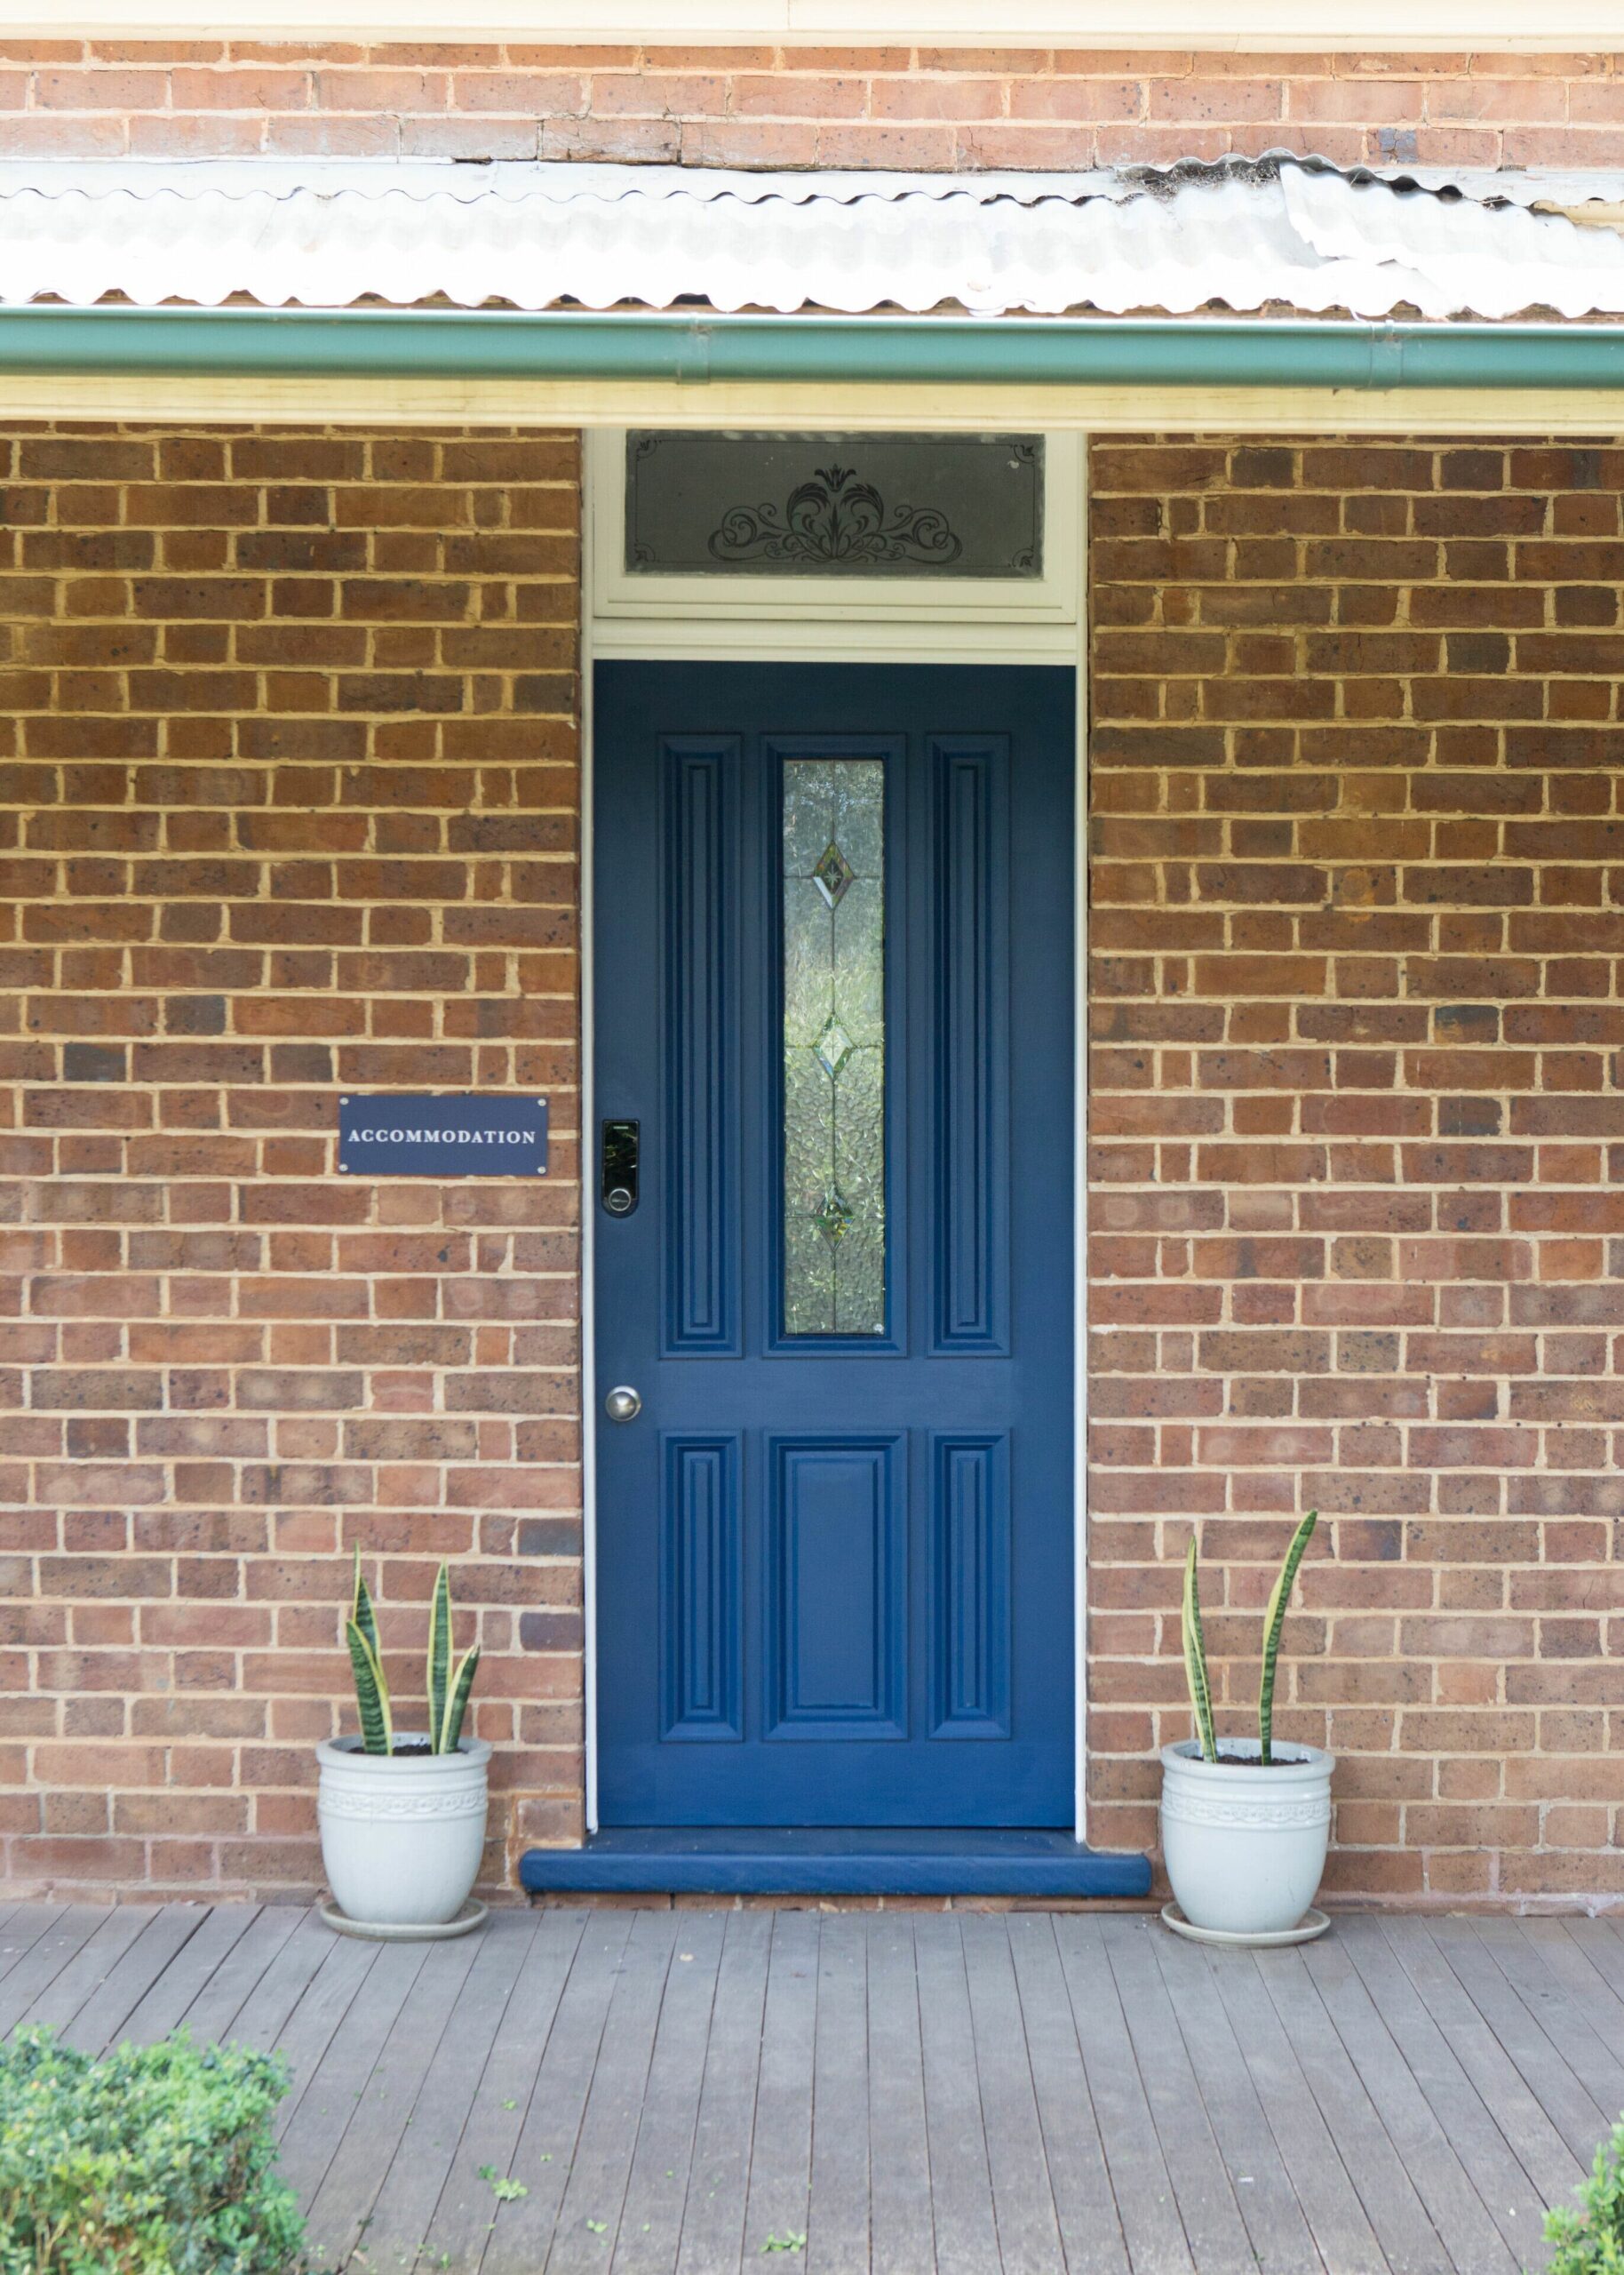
[
  {"left": 804, "top": 1912, "right": 871, "bottom": 2275},
  {"left": 1517, "top": 1919, "right": 1624, "bottom": 2043},
  {"left": 1053, "top": 1912, "right": 1196, "bottom": 2275},
  {"left": 358, "top": 1909, "right": 541, "bottom": 2275},
  {"left": 1455, "top": 1916, "right": 1624, "bottom": 2126},
  {"left": 0, "top": 1908, "right": 113, "bottom": 2035},
  {"left": 673, "top": 1908, "right": 773, "bottom": 2275},
  {"left": 301, "top": 1930, "right": 482, "bottom": 2271},
  {"left": 1564, "top": 1918, "right": 1624, "bottom": 2006},
  {"left": 960, "top": 1915, "right": 1065, "bottom": 2275},
  {"left": 864, "top": 1914, "right": 936, "bottom": 2275},
  {"left": 3, "top": 1902, "right": 1618, "bottom": 2274},
  {"left": 275, "top": 1940, "right": 431, "bottom": 2208},
  {"left": 19, "top": 1904, "right": 155, "bottom": 2040},
  {"left": 739, "top": 1908, "right": 820, "bottom": 2266},
  {"left": 227, "top": 1908, "right": 348, "bottom": 2055},
  {"left": 1337, "top": 1916, "right": 1552, "bottom": 2272},
  {"left": 1255, "top": 1942, "right": 1452, "bottom": 2275},
  {"left": 0, "top": 1905, "right": 67, "bottom": 1988},
  {"left": 915, "top": 1913, "right": 1001, "bottom": 2275},
  {"left": 418, "top": 1905, "right": 585, "bottom": 2274},
  {"left": 549, "top": 1908, "right": 683, "bottom": 2272},
  {"left": 1299, "top": 1932, "right": 1519, "bottom": 2275},
  {"left": 479, "top": 1910, "right": 638, "bottom": 2274},
  {"left": 1010, "top": 1913, "right": 1132, "bottom": 2275},
  {"left": 1387, "top": 1920, "right": 1600, "bottom": 2184},
  {"left": 614, "top": 1908, "right": 728, "bottom": 2275},
  {"left": 121, "top": 1902, "right": 261, "bottom": 2046},
  {"left": 169, "top": 1903, "right": 302, "bottom": 2044},
  {"left": 1151, "top": 1922, "right": 1325, "bottom": 2275},
  {"left": 65, "top": 1904, "right": 213, "bottom": 2055},
  {"left": 1202, "top": 1936, "right": 1388, "bottom": 2275},
  {"left": 1101, "top": 1919, "right": 1255, "bottom": 2275},
  {"left": 264, "top": 1931, "right": 383, "bottom": 2137}
]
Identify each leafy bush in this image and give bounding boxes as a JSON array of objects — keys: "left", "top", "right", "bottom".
[
  {"left": 1545, "top": 2114, "right": 1624, "bottom": 2275},
  {"left": 0, "top": 2025, "right": 306, "bottom": 2275}
]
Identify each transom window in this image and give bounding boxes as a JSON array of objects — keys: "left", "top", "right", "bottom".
[{"left": 625, "top": 431, "right": 1045, "bottom": 580}]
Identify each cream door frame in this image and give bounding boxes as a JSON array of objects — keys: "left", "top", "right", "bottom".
[{"left": 582, "top": 427, "right": 1093, "bottom": 1837}]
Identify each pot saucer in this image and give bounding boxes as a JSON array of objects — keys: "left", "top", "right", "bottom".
[
  {"left": 1160, "top": 1902, "right": 1330, "bottom": 1948},
  {"left": 320, "top": 1896, "right": 488, "bottom": 1943}
]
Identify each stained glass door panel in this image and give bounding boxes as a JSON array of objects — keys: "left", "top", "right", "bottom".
[
  {"left": 782, "top": 757, "right": 886, "bottom": 1337},
  {"left": 593, "top": 662, "right": 1075, "bottom": 1828}
]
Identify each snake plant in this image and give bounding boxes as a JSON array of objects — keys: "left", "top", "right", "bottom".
[
  {"left": 1180, "top": 1537, "right": 1218, "bottom": 1764},
  {"left": 1181, "top": 1509, "right": 1318, "bottom": 1765},
  {"left": 345, "top": 1547, "right": 482, "bottom": 1757},
  {"left": 345, "top": 1547, "right": 391, "bottom": 1756}
]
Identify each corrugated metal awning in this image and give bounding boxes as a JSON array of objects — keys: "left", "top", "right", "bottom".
[{"left": 6, "top": 154, "right": 1624, "bottom": 323}]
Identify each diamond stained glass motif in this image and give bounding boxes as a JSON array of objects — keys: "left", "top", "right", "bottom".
[
  {"left": 813, "top": 1186, "right": 854, "bottom": 1245},
  {"left": 814, "top": 1016, "right": 856, "bottom": 1080},
  {"left": 782, "top": 757, "right": 886, "bottom": 1336},
  {"left": 812, "top": 842, "right": 856, "bottom": 907}
]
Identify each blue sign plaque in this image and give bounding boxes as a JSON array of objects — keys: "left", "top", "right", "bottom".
[{"left": 338, "top": 1094, "right": 548, "bottom": 1177}]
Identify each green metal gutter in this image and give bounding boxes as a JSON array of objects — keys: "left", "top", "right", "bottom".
[{"left": 4, "top": 304, "right": 1624, "bottom": 387}]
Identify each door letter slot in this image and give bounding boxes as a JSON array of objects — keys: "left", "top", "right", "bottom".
[{"left": 601, "top": 1119, "right": 640, "bottom": 1217}]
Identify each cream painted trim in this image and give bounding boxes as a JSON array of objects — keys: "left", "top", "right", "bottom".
[
  {"left": 590, "top": 623, "right": 1080, "bottom": 664},
  {"left": 23, "top": 0, "right": 1624, "bottom": 48},
  {"left": 1071, "top": 444, "right": 1089, "bottom": 1848},
  {"left": 579, "top": 488, "right": 600, "bottom": 1840},
  {"left": 4, "top": 374, "right": 1623, "bottom": 435},
  {"left": 582, "top": 430, "right": 1095, "bottom": 1840}
]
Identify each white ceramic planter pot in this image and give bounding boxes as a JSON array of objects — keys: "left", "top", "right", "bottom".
[
  {"left": 1159, "top": 1738, "right": 1333, "bottom": 1936},
  {"left": 316, "top": 1736, "right": 490, "bottom": 1928}
]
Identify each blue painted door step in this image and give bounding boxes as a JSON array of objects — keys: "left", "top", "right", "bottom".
[{"left": 519, "top": 1829, "right": 1150, "bottom": 1900}]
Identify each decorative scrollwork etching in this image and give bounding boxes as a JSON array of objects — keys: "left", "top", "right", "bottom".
[{"left": 709, "top": 465, "right": 964, "bottom": 570}]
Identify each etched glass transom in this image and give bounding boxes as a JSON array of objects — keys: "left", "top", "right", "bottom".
[
  {"left": 626, "top": 433, "right": 1045, "bottom": 579},
  {"left": 783, "top": 759, "right": 886, "bottom": 1337}
]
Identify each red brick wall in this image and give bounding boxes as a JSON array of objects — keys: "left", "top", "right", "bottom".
[
  {"left": 0, "top": 422, "right": 583, "bottom": 1898},
  {"left": 1087, "top": 436, "right": 1624, "bottom": 1907},
  {"left": 4, "top": 417, "right": 1621, "bottom": 1910},
  {"left": 0, "top": 39, "right": 1620, "bottom": 171}
]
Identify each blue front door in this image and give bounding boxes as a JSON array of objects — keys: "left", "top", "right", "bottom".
[{"left": 593, "top": 663, "right": 1074, "bottom": 1827}]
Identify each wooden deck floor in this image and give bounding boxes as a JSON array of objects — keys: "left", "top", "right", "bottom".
[{"left": 1, "top": 1900, "right": 1619, "bottom": 2274}]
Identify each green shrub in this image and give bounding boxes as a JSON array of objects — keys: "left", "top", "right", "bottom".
[
  {"left": 0, "top": 2025, "right": 306, "bottom": 2275},
  {"left": 1545, "top": 2114, "right": 1624, "bottom": 2275}
]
